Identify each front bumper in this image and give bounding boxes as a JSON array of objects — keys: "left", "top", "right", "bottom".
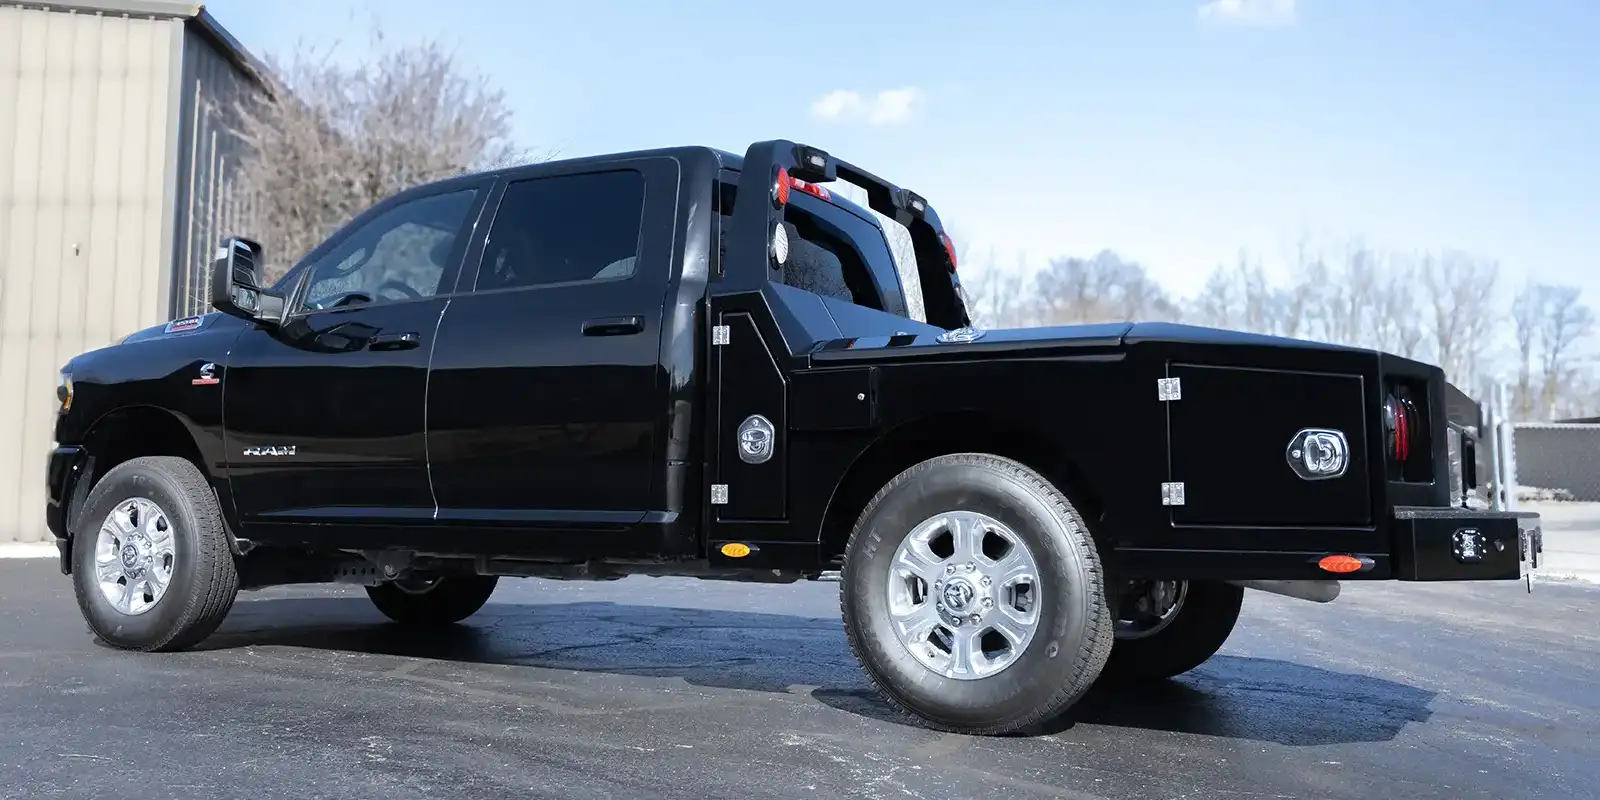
[
  {"left": 46, "top": 444, "right": 89, "bottom": 575},
  {"left": 1391, "top": 506, "right": 1543, "bottom": 581}
]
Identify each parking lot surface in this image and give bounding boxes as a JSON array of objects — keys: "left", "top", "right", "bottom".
[{"left": 1, "top": 559, "right": 1596, "bottom": 800}]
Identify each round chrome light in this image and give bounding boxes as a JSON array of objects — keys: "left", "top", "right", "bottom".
[{"left": 770, "top": 223, "right": 789, "bottom": 267}]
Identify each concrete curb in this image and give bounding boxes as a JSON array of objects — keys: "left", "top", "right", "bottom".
[
  {"left": 0, "top": 543, "right": 56, "bottom": 559},
  {"left": 1532, "top": 571, "right": 1600, "bottom": 586}
]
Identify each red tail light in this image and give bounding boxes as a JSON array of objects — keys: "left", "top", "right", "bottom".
[
  {"left": 773, "top": 166, "right": 791, "bottom": 207},
  {"left": 1384, "top": 393, "right": 1417, "bottom": 462},
  {"left": 789, "top": 175, "right": 831, "bottom": 201},
  {"left": 941, "top": 232, "right": 958, "bottom": 272}
]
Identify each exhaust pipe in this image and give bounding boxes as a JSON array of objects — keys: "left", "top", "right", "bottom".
[{"left": 1228, "top": 579, "right": 1341, "bottom": 603}]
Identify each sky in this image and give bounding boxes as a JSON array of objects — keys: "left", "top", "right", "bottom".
[{"left": 203, "top": 0, "right": 1600, "bottom": 303}]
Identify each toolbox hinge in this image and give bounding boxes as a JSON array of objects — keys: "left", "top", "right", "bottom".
[
  {"left": 1157, "top": 377, "right": 1181, "bottom": 401},
  {"left": 1161, "top": 482, "right": 1186, "bottom": 506}
]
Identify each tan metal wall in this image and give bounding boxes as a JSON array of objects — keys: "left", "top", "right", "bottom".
[
  {"left": 0, "top": 6, "right": 184, "bottom": 543},
  {"left": 170, "top": 21, "right": 258, "bottom": 319}
]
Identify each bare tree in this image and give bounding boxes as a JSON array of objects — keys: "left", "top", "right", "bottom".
[
  {"left": 1510, "top": 280, "right": 1542, "bottom": 419},
  {"left": 1534, "top": 284, "right": 1595, "bottom": 419},
  {"left": 1371, "top": 255, "right": 1426, "bottom": 359},
  {"left": 1030, "top": 250, "right": 1178, "bottom": 325},
  {"left": 961, "top": 252, "right": 1032, "bottom": 330},
  {"left": 1420, "top": 250, "right": 1500, "bottom": 390},
  {"left": 1187, "top": 252, "right": 1284, "bottom": 337},
  {"left": 1188, "top": 263, "right": 1243, "bottom": 330},
  {"left": 1549, "top": 362, "right": 1600, "bottom": 421},
  {"left": 231, "top": 27, "right": 532, "bottom": 280}
]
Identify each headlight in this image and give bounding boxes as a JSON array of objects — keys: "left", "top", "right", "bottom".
[{"left": 57, "top": 371, "right": 72, "bottom": 412}]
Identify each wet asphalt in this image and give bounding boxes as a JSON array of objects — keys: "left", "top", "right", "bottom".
[{"left": 1, "top": 560, "right": 1596, "bottom": 800}]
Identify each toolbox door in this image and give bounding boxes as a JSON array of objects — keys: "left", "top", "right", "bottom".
[
  {"left": 706, "top": 301, "right": 789, "bottom": 523},
  {"left": 1165, "top": 362, "right": 1373, "bottom": 527}
]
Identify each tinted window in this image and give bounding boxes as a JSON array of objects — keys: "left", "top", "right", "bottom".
[
  {"left": 792, "top": 194, "right": 907, "bottom": 317},
  {"left": 716, "top": 186, "right": 905, "bottom": 316},
  {"left": 300, "top": 189, "right": 477, "bottom": 311},
  {"left": 476, "top": 170, "right": 645, "bottom": 292}
]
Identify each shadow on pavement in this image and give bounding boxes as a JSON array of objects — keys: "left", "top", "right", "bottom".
[{"left": 204, "top": 596, "right": 1436, "bottom": 746}]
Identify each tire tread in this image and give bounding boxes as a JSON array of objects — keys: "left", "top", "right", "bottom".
[
  {"left": 74, "top": 455, "right": 239, "bottom": 652},
  {"left": 839, "top": 452, "right": 1113, "bottom": 735}
]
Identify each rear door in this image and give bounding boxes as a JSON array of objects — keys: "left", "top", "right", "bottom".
[
  {"left": 224, "top": 182, "right": 488, "bottom": 528},
  {"left": 425, "top": 158, "right": 679, "bottom": 534}
]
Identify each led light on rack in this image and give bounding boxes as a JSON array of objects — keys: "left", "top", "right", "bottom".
[{"left": 770, "top": 222, "right": 789, "bottom": 267}]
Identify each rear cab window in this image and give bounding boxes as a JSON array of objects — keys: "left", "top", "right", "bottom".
[{"left": 715, "top": 177, "right": 923, "bottom": 322}]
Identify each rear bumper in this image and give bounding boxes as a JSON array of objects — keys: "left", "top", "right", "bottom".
[
  {"left": 1118, "top": 506, "right": 1542, "bottom": 583},
  {"left": 1391, "top": 506, "right": 1542, "bottom": 581}
]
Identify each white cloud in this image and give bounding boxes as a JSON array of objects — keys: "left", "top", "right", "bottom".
[
  {"left": 867, "top": 88, "right": 919, "bottom": 125},
  {"left": 810, "top": 90, "right": 863, "bottom": 120},
  {"left": 809, "top": 87, "right": 921, "bottom": 126},
  {"left": 1197, "top": 0, "right": 1298, "bottom": 27}
]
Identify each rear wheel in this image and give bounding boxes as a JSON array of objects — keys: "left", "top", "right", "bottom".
[
  {"left": 71, "top": 456, "right": 240, "bottom": 652},
  {"left": 365, "top": 574, "right": 498, "bottom": 625},
  {"left": 840, "top": 453, "right": 1113, "bottom": 735},
  {"left": 1104, "top": 579, "right": 1243, "bottom": 680}
]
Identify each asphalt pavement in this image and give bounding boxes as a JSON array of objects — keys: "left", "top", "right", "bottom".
[{"left": 1, "top": 559, "right": 1596, "bottom": 800}]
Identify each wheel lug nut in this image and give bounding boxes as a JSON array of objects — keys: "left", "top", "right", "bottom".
[
  {"left": 982, "top": 597, "right": 994, "bottom": 609},
  {"left": 964, "top": 563, "right": 975, "bottom": 573},
  {"left": 946, "top": 565, "right": 956, "bottom": 574},
  {"left": 951, "top": 617, "right": 963, "bottom": 627},
  {"left": 969, "top": 615, "right": 981, "bottom": 625},
  {"left": 980, "top": 576, "right": 992, "bottom": 587}
]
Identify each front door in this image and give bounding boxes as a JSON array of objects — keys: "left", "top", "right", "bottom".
[
  {"left": 224, "top": 184, "right": 488, "bottom": 531},
  {"left": 426, "top": 162, "right": 677, "bottom": 542}
]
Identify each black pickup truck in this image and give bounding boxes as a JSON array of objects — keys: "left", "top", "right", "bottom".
[{"left": 47, "top": 139, "right": 1542, "bottom": 735}]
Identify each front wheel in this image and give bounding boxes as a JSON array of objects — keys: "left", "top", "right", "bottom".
[
  {"left": 71, "top": 456, "right": 241, "bottom": 652},
  {"left": 1103, "top": 579, "right": 1243, "bottom": 680},
  {"left": 840, "top": 453, "right": 1114, "bottom": 736},
  {"left": 365, "top": 574, "right": 499, "bottom": 625}
]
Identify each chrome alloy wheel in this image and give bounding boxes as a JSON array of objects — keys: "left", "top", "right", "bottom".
[
  {"left": 1115, "top": 579, "right": 1188, "bottom": 640},
  {"left": 93, "top": 498, "right": 177, "bottom": 616},
  {"left": 886, "top": 510, "right": 1042, "bottom": 680}
]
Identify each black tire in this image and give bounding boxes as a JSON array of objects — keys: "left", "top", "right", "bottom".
[
  {"left": 840, "top": 453, "right": 1114, "bottom": 735},
  {"left": 365, "top": 575, "right": 498, "bottom": 625},
  {"left": 1104, "top": 580, "right": 1243, "bottom": 680},
  {"left": 71, "top": 456, "right": 240, "bottom": 652}
]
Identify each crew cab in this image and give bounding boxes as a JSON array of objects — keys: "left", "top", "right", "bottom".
[{"left": 46, "top": 139, "right": 1543, "bottom": 735}]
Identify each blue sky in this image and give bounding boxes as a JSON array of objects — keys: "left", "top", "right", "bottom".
[{"left": 205, "top": 0, "right": 1599, "bottom": 302}]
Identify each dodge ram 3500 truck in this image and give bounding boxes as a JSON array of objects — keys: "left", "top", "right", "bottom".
[{"left": 47, "top": 139, "right": 1543, "bottom": 735}]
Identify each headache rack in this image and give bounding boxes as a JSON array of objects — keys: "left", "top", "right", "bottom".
[{"left": 721, "top": 140, "right": 972, "bottom": 331}]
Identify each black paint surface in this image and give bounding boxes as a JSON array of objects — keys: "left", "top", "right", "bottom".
[{"left": 2, "top": 562, "right": 1595, "bottom": 800}]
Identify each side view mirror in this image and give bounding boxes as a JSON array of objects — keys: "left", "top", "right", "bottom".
[{"left": 210, "top": 236, "right": 285, "bottom": 326}]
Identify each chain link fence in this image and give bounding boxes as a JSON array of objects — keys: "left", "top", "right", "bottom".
[{"left": 1508, "top": 423, "right": 1600, "bottom": 502}]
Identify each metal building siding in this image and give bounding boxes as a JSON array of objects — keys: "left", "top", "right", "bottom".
[
  {"left": 170, "top": 21, "right": 257, "bottom": 319},
  {"left": 0, "top": 6, "right": 182, "bottom": 543}
]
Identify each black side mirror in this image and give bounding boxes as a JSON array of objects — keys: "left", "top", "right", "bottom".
[{"left": 210, "top": 236, "right": 285, "bottom": 326}]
